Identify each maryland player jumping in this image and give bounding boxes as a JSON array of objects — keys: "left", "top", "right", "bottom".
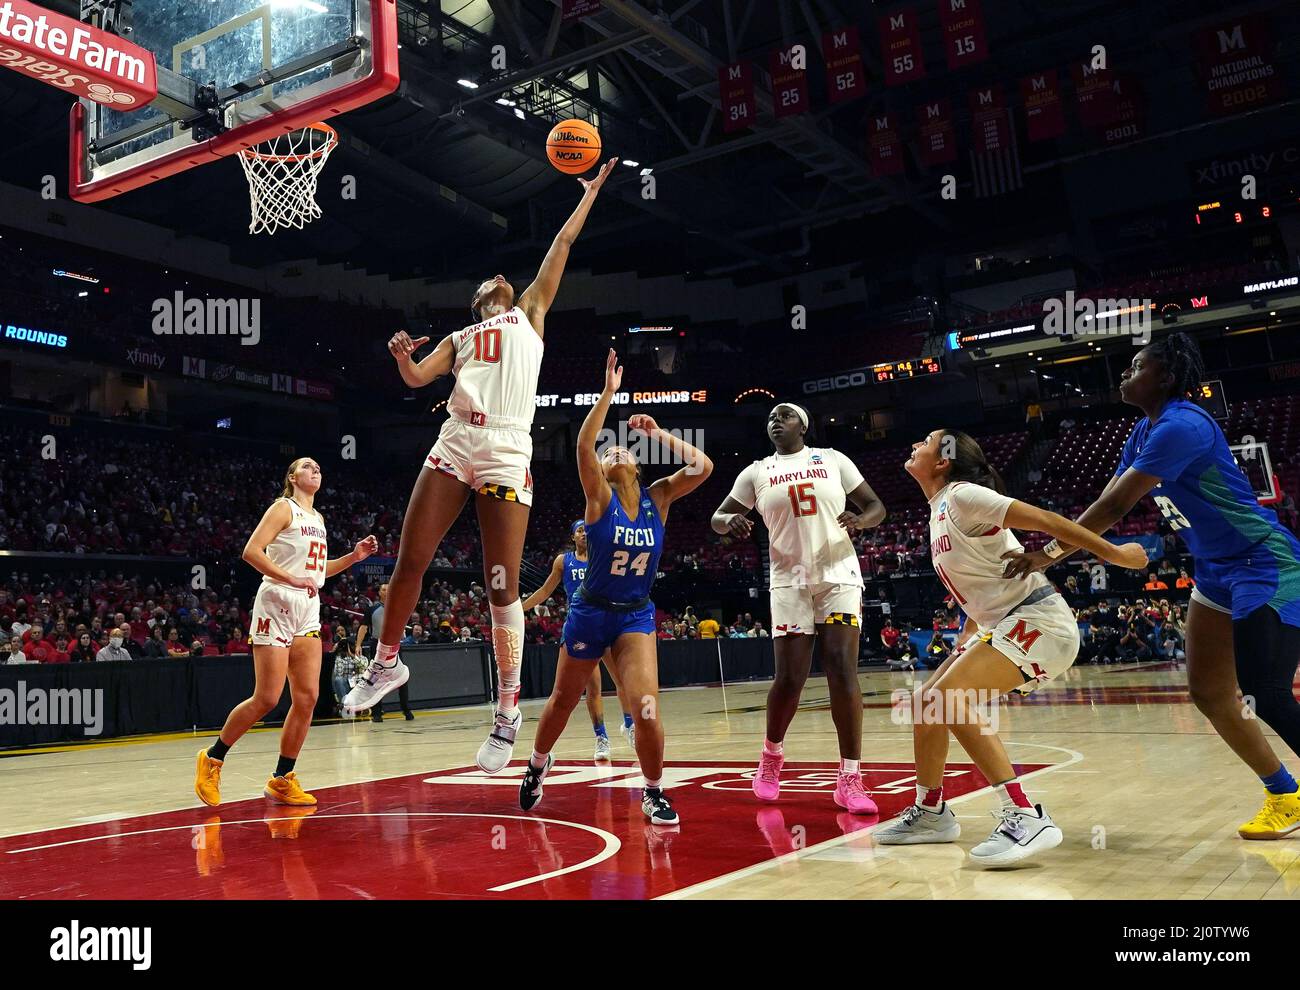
[{"left": 343, "top": 158, "right": 617, "bottom": 773}]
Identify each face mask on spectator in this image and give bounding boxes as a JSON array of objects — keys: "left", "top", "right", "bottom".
[{"left": 110, "top": 635, "right": 123, "bottom": 648}]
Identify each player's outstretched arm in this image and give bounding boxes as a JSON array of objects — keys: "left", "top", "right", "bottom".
[
  {"left": 390, "top": 332, "right": 453, "bottom": 388},
  {"left": 1001, "top": 468, "right": 1160, "bottom": 577},
  {"left": 1003, "top": 499, "right": 1149, "bottom": 571},
  {"left": 576, "top": 348, "right": 620, "bottom": 518},
  {"left": 631, "top": 414, "right": 714, "bottom": 508},
  {"left": 325, "top": 535, "right": 378, "bottom": 578},
  {"left": 519, "top": 158, "right": 618, "bottom": 329},
  {"left": 522, "top": 555, "right": 565, "bottom": 611}
]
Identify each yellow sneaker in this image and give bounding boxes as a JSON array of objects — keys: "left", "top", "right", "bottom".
[
  {"left": 264, "top": 771, "right": 317, "bottom": 806},
  {"left": 266, "top": 805, "right": 317, "bottom": 840},
  {"left": 1238, "top": 789, "right": 1300, "bottom": 840},
  {"left": 195, "top": 749, "right": 223, "bottom": 807}
]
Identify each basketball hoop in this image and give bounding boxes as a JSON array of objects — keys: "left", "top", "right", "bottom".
[{"left": 238, "top": 123, "right": 338, "bottom": 235}]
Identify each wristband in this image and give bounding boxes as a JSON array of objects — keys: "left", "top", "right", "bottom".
[{"left": 1043, "top": 539, "right": 1066, "bottom": 560}]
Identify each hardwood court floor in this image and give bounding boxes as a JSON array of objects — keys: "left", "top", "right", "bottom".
[{"left": 1, "top": 662, "right": 1297, "bottom": 899}]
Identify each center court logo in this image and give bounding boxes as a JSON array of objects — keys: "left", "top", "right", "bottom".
[
  {"left": 49, "top": 922, "right": 151, "bottom": 970},
  {"left": 0, "top": 681, "right": 104, "bottom": 736},
  {"left": 151, "top": 292, "right": 261, "bottom": 346}
]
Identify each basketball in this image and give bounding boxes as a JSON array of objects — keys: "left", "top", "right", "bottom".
[{"left": 546, "top": 119, "right": 601, "bottom": 174}]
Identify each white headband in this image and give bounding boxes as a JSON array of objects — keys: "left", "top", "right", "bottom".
[{"left": 771, "top": 403, "right": 809, "bottom": 430}]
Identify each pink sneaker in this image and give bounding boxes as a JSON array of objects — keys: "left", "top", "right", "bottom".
[
  {"left": 753, "top": 749, "right": 784, "bottom": 802},
  {"left": 834, "top": 772, "right": 879, "bottom": 816}
]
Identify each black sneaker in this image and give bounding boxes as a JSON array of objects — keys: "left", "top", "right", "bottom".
[
  {"left": 519, "top": 754, "right": 553, "bottom": 811},
  {"left": 404, "top": 711, "right": 415, "bottom": 721},
  {"left": 642, "top": 787, "right": 679, "bottom": 826},
  {"left": 371, "top": 711, "right": 383, "bottom": 723}
]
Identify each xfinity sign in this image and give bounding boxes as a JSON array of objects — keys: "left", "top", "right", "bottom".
[{"left": 803, "top": 370, "right": 869, "bottom": 394}]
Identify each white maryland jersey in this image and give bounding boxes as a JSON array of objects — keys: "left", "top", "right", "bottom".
[
  {"left": 448, "top": 306, "right": 543, "bottom": 432},
  {"left": 264, "top": 497, "right": 329, "bottom": 590},
  {"left": 927, "top": 481, "right": 1051, "bottom": 630},
  {"left": 728, "top": 446, "right": 865, "bottom": 589}
]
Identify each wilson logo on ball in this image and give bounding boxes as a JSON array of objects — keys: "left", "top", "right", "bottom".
[{"left": 546, "top": 118, "right": 601, "bottom": 175}]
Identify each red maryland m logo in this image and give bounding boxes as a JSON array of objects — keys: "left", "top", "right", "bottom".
[
  {"left": 257, "top": 617, "right": 271, "bottom": 636},
  {"left": 1006, "top": 619, "right": 1042, "bottom": 652}
]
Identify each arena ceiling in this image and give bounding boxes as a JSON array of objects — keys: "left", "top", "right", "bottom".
[{"left": 1, "top": 0, "right": 1294, "bottom": 284}]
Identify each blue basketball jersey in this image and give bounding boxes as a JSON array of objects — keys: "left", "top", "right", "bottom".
[
  {"left": 561, "top": 551, "right": 587, "bottom": 600},
  {"left": 1116, "top": 398, "right": 1298, "bottom": 562},
  {"left": 579, "top": 485, "right": 664, "bottom": 605}
]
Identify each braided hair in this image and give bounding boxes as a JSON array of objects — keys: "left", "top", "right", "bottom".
[
  {"left": 940, "top": 430, "right": 1007, "bottom": 495},
  {"left": 1145, "top": 331, "right": 1205, "bottom": 398}
]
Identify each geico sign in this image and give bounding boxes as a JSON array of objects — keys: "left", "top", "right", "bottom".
[
  {"left": 802, "top": 371, "right": 868, "bottom": 394},
  {"left": 0, "top": 0, "right": 157, "bottom": 106}
]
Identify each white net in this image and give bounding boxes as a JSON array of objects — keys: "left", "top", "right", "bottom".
[{"left": 238, "top": 124, "right": 338, "bottom": 236}]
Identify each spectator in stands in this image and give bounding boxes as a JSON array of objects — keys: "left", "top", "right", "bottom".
[
  {"left": 5, "top": 636, "right": 32, "bottom": 664},
  {"left": 657, "top": 621, "right": 675, "bottom": 641},
  {"left": 22, "top": 623, "right": 56, "bottom": 663},
  {"left": 727, "top": 625, "right": 747, "bottom": 639},
  {"left": 225, "top": 627, "right": 247, "bottom": 654},
  {"left": 402, "top": 624, "right": 428, "bottom": 646},
  {"left": 749, "top": 620, "right": 769, "bottom": 638},
  {"left": 96, "top": 627, "right": 133, "bottom": 662},
  {"left": 1118, "top": 616, "right": 1152, "bottom": 661},
  {"left": 1157, "top": 558, "right": 1178, "bottom": 585},
  {"left": 925, "top": 630, "right": 951, "bottom": 667},
  {"left": 1144, "top": 572, "right": 1168, "bottom": 591},
  {"left": 880, "top": 620, "right": 902, "bottom": 661},
  {"left": 165, "top": 627, "right": 189, "bottom": 658},
  {"left": 1175, "top": 569, "right": 1194, "bottom": 590},
  {"left": 697, "top": 614, "right": 720, "bottom": 639},
  {"left": 70, "top": 632, "right": 97, "bottom": 663},
  {"left": 143, "top": 626, "right": 168, "bottom": 658},
  {"left": 332, "top": 638, "right": 362, "bottom": 717}
]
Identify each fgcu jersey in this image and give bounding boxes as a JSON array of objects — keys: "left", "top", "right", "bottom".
[
  {"left": 1116, "top": 399, "right": 1297, "bottom": 561},
  {"left": 448, "top": 306, "right": 543, "bottom": 431},
  {"left": 265, "top": 497, "right": 329, "bottom": 590},
  {"left": 579, "top": 486, "right": 664, "bottom": 605},
  {"left": 727, "top": 446, "right": 865, "bottom": 589},
  {"left": 928, "top": 482, "right": 1051, "bottom": 630},
  {"left": 561, "top": 551, "right": 587, "bottom": 600}
]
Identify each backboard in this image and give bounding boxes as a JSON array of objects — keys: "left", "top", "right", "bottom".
[
  {"left": 70, "top": 0, "right": 398, "bottom": 203},
  {"left": 1229, "top": 440, "right": 1282, "bottom": 505}
]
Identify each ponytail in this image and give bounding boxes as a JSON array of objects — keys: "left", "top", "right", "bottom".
[{"left": 940, "top": 430, "right": 1005, "bottom": 494}]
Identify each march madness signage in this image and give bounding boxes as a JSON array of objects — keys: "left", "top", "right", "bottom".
[
  {"left": 823, "top": 26, "right": 866, "bottom": 104},
  {"left": 718, "top": 60, "right": 755, "bottom": 133},
  {"left": 1193, "top": 14, "right": 1284, "bottom": 117},
  {"left": 867, "top": 113, "right": 905, "bottom": 176},
  {"left": 0, "top": 0, "right": 157, "bottom": 107},
  {"left": 1020, "top": 70, "right": 1065, "bottom": 142},
  {"left": 878, "top": 8, "right": 925, "bottom": 86},
  {"left": 938, "top": 0, "right": 988, "bottom": 70},
  {"left": 769, "top": 44, "right": 809, "bottom": 118},
  {"left": 915, "top": 99, "right": 957, "bottom": 167}
]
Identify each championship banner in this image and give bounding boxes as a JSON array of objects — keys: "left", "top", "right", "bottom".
[
  {"left": 718, "top": 60, "right": 755, "bottom": 133},
  {"left": 1071, "top": 58, "right": 1116, "bottom": 129},
  {"left": 969, "top": 84, "right": 1009, "bottom": 152},
  {"left": 561, "top": 0, "right": 602, "bottom": 21},
  {"left": 769, "top": 44, "right": 809, "bottom": 118},
  {"left": 823, "top": 25, "right": 867, "bottom": 103},
  {"left": 1020, "top": 69, "right": 1065, "bottom": 142},
  {"left": 915, "top": 98, "right": 957, "bottom": 167},
  {"left": 1193, "top": 14, "right": 1284, "bottom": 117},
  {"left": 938, "top": 0, "right": 989, "bottom": 70},
  {"left": 0, "top": 0, "right": 158, "bottom": 108},
  {"left": 878, "top": 8, "right": 925, "bottom": 86},
  {"left": 1099, "top": 74, "right": 1144, "bottom": 145},
  {"left": 867, "top": 113, "right": 905, "bottom": 176}
]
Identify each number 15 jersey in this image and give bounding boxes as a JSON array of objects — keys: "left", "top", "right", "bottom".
[{"left": 727, "top": 446, "right": 865, "bottom": 589}]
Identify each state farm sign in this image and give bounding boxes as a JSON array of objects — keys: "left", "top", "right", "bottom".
[{"left": 0, "top": 0, "right": 157, "bottom": 107}]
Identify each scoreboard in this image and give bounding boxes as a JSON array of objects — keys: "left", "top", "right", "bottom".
[{"left": 871, "top": 356, "right": 944, "bottom": 382}]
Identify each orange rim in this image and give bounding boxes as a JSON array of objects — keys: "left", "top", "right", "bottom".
[{"left": 239, "top": 122, "right": 337, "bottom": 163}]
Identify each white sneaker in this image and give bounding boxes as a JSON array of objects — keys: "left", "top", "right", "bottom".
[
  {"left": 476, "top": 708, "right": 522, "bottom": 774},
  {"left": 594, "top": 734, "right": 612, "bottom": 762},
  {"left": 621, "top": 722, "right": 636, "bottom": 750},
  {"left": 342, "top": 658, "right": 409, "bottom": 714},
  {"left": 873, "top": 803, "right": 961, "bottom": 845},
  {"left": 969, "top": 805, "right": 1062, "bottom": 867}
]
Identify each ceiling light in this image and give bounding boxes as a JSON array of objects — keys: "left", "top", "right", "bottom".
[{"left": 457, "top": 79, "right": 479, "bottom": 89}]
